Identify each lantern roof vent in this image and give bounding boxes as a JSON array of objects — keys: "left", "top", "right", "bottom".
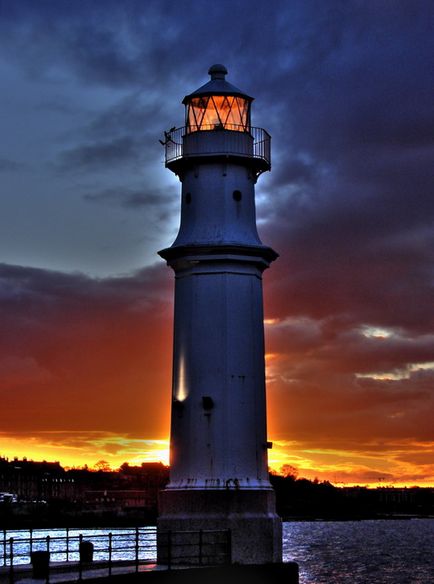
[
  {"left": 208, "top": 64, "right": 227, "bottom": 79},
  {"left": 182, "top": 64, "right": 253, "bottom": 104}
]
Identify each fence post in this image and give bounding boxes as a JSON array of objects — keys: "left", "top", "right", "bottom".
[
  {"left": 167, "top": 530, "right": 172, "bottom": 570},
  {"left": 66, "top": 527, "right": 69, "bottom": 562},
  {"left": 135, "top": 527, "right": 139, "bottom": 573},
  {"left": 108, "top": 532, "right": 112, "bottom": 577},
  {"left": 46, "top": 536, "right": 50, "bottom": 584},
  {"left": 30, "top": 528, "right": 33, "bottom": 556},
  {"left": 3, "top": 530, "right": 6, "bottom": 568},
  {"left": 8, "top": 537, "right": 13, "bottom": 584},
  {"left": 199, "top": 530, "right": 203, "bottom": 566},
  {"left": 226, "top": 529, "right": 232, "bottom": 565},
  {"left": 78, "top": 534, "right": 83, "bottom": 581}
]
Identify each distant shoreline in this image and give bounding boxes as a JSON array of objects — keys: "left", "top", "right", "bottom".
[
  {"left": 3, "top": 513, "right": 434, "bottom": 531},
  {"left": 281, "top": 513, "right": 434, "bottom": 521}
]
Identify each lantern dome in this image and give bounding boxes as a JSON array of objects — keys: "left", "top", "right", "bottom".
[{"left": 183, "top": 64, "right": 253, "bottom": 133}]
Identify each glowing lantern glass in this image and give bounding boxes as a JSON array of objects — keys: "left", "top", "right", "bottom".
[
  {"left": 186, "top": 95, "right": 250, "bottom": 133},
  {"left": 184, "top": 64, "right": 252, "bottom": 134}
]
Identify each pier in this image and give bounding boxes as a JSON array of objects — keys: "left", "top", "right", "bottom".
[{"left": 0, "top": 527, "right": 298, "bottom": 583}]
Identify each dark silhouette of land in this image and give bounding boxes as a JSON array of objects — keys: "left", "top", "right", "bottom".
[
  {"left": 0, "top": 457, "right": 168, "bottom": 528},
  {"left": 269, "top": 471, "right": 434, "bottom": 520},
  {"left": 1, "top": 456, "right": 433, "bottom": 528}
]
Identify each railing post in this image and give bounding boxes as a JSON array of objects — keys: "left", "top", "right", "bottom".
[
  {"left": 30, "top": 528, "right": 33, "bottom": 557},
  {"left": 78, "top": 534, "right": 83, "bottom": 581},
  {"left": 199, "top": 530, "right": 203, "bottom": 566},
  {"left": 167, "top": 530, "right": 172, "bottom": 570},
  {"left": 3, "top": 529, "right": 6, "bottom": 568},
  {"left": 8, "top": 537, "right": 13, "bottom": 584},
  {"left": 46, "top": 535, "right": 50, "bottom": 584},
  {"left": 226, "top": 529, "right": 232, "bottom": 565},
  {"left": 66, "top": 527, "right": 69, "bottom": 562},
  {"left": 135, "top": 526, "right": 139, "bottom": 573},
  {"left": 108, "top": 532, "right": 112, "bottom": 577}
]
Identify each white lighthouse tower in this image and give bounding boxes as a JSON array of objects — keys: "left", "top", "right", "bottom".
[{"left": 157, "top": 65, "right": 282, "bottom": 564}]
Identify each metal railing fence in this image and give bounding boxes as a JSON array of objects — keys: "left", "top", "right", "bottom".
[
  {"left": 164, "top": 125, "right": 270, "bottom": 168},
  {"left": 1, "top": 527, "right": 156, "bottom": 583},
  {"left": 1, "top": 527, "right": 156, "bottom": 567},
  {"left": 0, "top": 527, "right": 231, "bottom": 582}
]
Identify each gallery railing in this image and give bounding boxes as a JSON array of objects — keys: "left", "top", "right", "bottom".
[{"left": 164, "top": 125, "right": 271, "bottom": 169}]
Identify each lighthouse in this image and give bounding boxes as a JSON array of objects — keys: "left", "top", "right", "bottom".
[{"left": 157, "top": 65, "right": 282, "bottom": 564}]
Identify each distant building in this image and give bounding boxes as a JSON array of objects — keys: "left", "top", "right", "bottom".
[
  {"left": 0, "top": 456, "right": 75, "bottom": 501},
  {"left": 84, "top": 489, "right": 157, "bottom": 511},
  {"left": 0, "top": 457, "right": 168, "bottom": 510}
]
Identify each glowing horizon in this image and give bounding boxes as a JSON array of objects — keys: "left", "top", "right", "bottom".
[{"left": 2, "top": 432, "right": 434, "bottom": 488}]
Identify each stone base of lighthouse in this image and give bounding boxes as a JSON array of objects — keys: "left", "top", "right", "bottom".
[{"left": 157, "top": 489, "right": 282, "bottom": 565}]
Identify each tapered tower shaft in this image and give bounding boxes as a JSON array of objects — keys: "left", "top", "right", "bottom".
[{"left": 157, "top": 65, "right": 281, "bottom": 565}]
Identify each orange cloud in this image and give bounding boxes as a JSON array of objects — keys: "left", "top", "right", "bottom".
[{"left": 1, "top": 261, "right": 434, "bottom": 487}]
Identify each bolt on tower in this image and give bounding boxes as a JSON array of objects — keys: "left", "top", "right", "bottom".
[{"left": 157, "top": 64, "right": 282, "bottom": 564}]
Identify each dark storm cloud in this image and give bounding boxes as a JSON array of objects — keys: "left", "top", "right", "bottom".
[
  {"left": 255, "top": 2, "right": 434, "bottom": 341},
  {"left": 83, "top": 186, "right": 177, "bottom": 222},
  {"left": 0, "top": 0, "right": 216, "bottom": 90},
  {"left": 54, "top": 90, "right": 169, "bottom": 174},
  {"left": 267, "top": 318, "right": 434, "bottom": 368},
  {"left": 57, "top": 136, "right": 141, "bottom": 172},
  {"left": 0, "top": 0, "right": 144, "bottom": 88},
  {"left": 257, "top": 2, "right": 434, "bottom": 468},
  {"left": 62, "top": 92, "right": 170, "bottom": 170},
  {"left": 0, "top": 158, "right": 25, "bottom": 172},
  {"left": 87, "top": 93, "right": 168, "bottom": 140},
  {"left": 85, "top": 188, "right": 166, "bottom": 207},
  {"left": 0, "top": 262, "right": 171, "bottom": 312}
]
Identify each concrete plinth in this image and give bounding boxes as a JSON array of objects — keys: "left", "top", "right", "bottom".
[{"left": 157, "top": 489, "right": 282, "bottom": 565}]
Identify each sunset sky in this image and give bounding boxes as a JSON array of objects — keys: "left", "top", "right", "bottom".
[{"left": 1, "top": 1, "right": 433, "bottom": 487}]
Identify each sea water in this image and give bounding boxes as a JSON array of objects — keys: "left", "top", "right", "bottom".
[
  {"left": 2, "top": 519, "right": 434, "bottom": 583},
  {"left": 283, "top": 519, "right": 434, "bottom": 584}
]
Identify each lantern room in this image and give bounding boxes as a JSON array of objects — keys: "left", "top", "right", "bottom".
[
  {"left": 164, "top": 65, "right": 270, "bottom": 178},
  {"left": 183, "top": 64, "right": 252, "bottom": 133}
]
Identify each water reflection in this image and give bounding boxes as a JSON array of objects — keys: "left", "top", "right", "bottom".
[
  {"left": 283, "top": 519, "right": 434, "bottom": 584},
  {"left": 2, "top": 520, "right": 434, "bottom": 583},
  {"left": 1, "top": 528, "right": 156, "bottom": 566}
]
